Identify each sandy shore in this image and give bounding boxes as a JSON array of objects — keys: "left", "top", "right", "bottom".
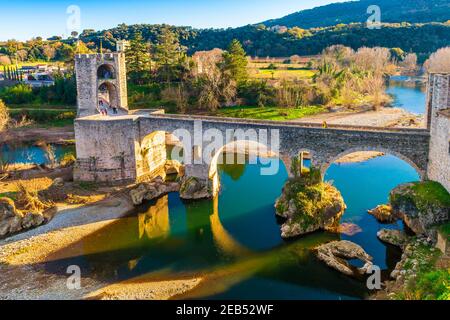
[
  {"left": 0, "top": 194, "right": 202, "bottom": 300},
  {"left": 335, "top": 151, "right": 385, "bottom": 164}
]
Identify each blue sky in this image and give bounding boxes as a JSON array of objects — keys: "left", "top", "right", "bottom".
[{"left": 0, "top": 0, "right": 348, "bottom": 41}]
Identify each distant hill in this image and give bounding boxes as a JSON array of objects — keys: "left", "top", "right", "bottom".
[
  {"left": 79, "top": 22, "right": 450, "bottom": 62},
  {"left": 263, "top": 0, "right": 450, "bottom": 28}
]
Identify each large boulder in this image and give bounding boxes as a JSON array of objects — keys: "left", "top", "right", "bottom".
[
  {"left": 164, "top": 160, "right": 183, "bottom": 176},
  {"left": 315, "top": 240, "right": 373, "bottom": 277},
  {"left": 275, "top": 180, "right": 346, "bottom": 238},
  {"left": 0, "top": 198, "right": 23, "bottom": 237},
  {"left": 21, "top": 211, "right": 45, "bottom": 229},
  {"left": 368, "top": 204, "right": 399, "bottom": 223},
  {"left": 377, "top": 229, "right": 409, "bottom": 247},
  {"left": 390, "top": 182, "right": 449, "bottom": 240},
  {"left": 130, "top": 177, "right": 180, "bottom": 205},
  {"left": 179, "top": 177, "right": 212, "bottom": 200}
]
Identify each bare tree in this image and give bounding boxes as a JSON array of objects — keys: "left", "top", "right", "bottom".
[
  {"left": 401, "top": 53, "right": 418, "bottom": 73},
  {"left": 424, "top": 47, "right": 450, "bottom": 73},
  {"left": 354, "top": 47, "right": 394, "bottom": 75}
]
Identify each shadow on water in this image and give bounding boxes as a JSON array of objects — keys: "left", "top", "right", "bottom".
[{"left": 38, "top": 153, "right": 418, "bottom": 300}]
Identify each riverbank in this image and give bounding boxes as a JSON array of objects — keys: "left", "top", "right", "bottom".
[
  {"left": 0, "top": 125, "right": 74, "bottom": 144},
  {"left": 0, "top": 193, "right": 203, "bottom": 300}
]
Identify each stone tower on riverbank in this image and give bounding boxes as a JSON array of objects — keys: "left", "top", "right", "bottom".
[
  {"left": 426, "top": 73, "right": 450, "bottom": 192},
  {"left": 75, "top": 53, "right": 128, "bottom": 117}
]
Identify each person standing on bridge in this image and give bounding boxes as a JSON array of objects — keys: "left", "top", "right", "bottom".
[{"left": 98, "top": 100, "right": 108, "bottom": 116}]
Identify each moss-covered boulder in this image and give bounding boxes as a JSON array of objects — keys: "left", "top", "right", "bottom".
[
  {"left": 390, "top": 182, "right": 450, "bottom": 239},
  {"left": 377, "top": 229, "right": 410, "bottom": 247},
  {"left": 275, "top": 172, "right": 346, "bottom": 238},
  {"left": 179, "top": 176, "right": 213, "bottom": 200}
]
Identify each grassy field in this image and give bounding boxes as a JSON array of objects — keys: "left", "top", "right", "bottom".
[
  {"left": 215, "top": 105, "right": 325, "bottom": 121},
  {"left": 252, "top": 68, "right": 316, "bottom": 80}
]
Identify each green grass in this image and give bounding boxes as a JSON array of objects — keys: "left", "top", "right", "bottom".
[
  {"left": 216, "top": 105, "right": 325, "bottom": 121},
  {"left": 439, "top": 222, "right": 450, "bottom": 238},
  {"left": 411, "top": 181, "right": 450, "bottom": 207},
  {"left": 8, "top": 108, "right": 75, "bottom": 127},
  {"left": 7, "top": 103, "right": 75, "bottom": 110},
  {"left": 253, "top": 68, "right": 316, "bottom": 80}
]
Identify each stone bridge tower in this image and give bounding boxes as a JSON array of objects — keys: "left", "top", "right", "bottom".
[
  {"left": 426, "top": 73, "right": 450, "bottom": 192},
  {"left": 75, "top": 53, "right": 128, "bottom": 117}
]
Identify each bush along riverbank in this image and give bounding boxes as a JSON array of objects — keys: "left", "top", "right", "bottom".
[
  {"left": 275, "top": 165, "right": 346, "bottom": 238},
  {"left": 370, "top": 181, "right": 450, "bottom": 300}
]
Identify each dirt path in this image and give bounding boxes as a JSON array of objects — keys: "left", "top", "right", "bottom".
[{"left": 295, "top": 107, "right": 425, "bottom": 128}]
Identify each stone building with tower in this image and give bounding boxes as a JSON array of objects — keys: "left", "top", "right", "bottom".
[{"left": 75, "top": 53, "right": 128, "bottom": 117}]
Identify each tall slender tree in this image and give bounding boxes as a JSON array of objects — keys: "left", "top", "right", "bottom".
[
  {"left": 222, "top": 39, "right": 248, "bottom": 84},
  {"left": 125, "top": 32, "right": 151, "bottom": 84}
]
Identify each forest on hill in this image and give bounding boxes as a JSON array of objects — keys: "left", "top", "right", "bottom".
[
  {"left": 77, "top": 22, "right": 450, "bottom": 62},
  {"left": 263, "top": 0, "right": 450, "bottom": 28}
]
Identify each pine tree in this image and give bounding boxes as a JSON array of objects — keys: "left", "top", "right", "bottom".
[
  {"left": 125, "top": 32, "right": 151, "bottom": 84},
  {"left": 153, "top": 26, "right": 186, "bottom": 83},
  {"left": 222, "top": 39, "right": 248, "bottom": 83}
]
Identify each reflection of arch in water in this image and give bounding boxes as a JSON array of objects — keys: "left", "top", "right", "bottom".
[
  {"left": 321, "top": 147, "right": 424, "bottom": 180},
  {"left": 138, "top": 195, "right": 170, "bottom": 240},
  {"left": 209, "top": 196, "right": 251, "bottom": 257}
]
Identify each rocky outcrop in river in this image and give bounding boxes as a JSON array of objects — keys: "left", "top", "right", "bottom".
[
  {"left": 368, "top": 205, "right": 399, "bottom": 223},
  {"left": 390, "top": 182, "right": 449, "bottom": 241},
  {"left": 130, "top": 177, "right": 180, "bottom": 205},
  {"left": 377, "top": 229, "right": 409, "bottom": 247},
  {"left": 275, "top": 177, "right": 346, "bottom": 238},
  {"left": 315, "top": 240, "right": 373, "bottom": 277},
  {"left": 179, "top": 176, "right": 213, "bottom": 200}
]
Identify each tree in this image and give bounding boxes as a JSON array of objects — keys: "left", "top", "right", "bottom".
[
  {"left": 196, "top": 62, "right": 236, "bottom": 111},
  {"left": 424, "top": 47, "right": 450, "bottom": 73},
  {"left": 125, "top": 32, "right": 151, "bottom": 84},
  {"left": 222, "top": 39, "right": 248, "bottom": 83},
  {"left": 0, "top": 99, "right": 10, "bottom": 132},
  {"left": 0, "top": 55, "right": 11, "bottom": 66},
  {"left": 401, "top": 53, "right": 418, "bottom": 73},
  {"left": 153, "top": 26, "right": 186, "bottom": 83},
  {"left": 390, "top": 47, "right": 406, "bottom": 62},
  {"left": 43, "top": 45, "right": 56, "bottom": 61}
]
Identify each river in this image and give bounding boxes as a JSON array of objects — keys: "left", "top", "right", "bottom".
[
  {"left": 40, "top": 154, "right": 419, "bottom": 300},
  {"left": 386, "top": 76, "right": 426, "bottom": 114}
]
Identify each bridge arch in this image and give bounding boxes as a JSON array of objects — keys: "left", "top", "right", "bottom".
[
  {"left": 98, "top": 81, "right": 118, "bottom": 109},
  {"left": 136, "top": 130, "right": 187, "bottom": 180},
  {"left": 321, "top": 147, "right": 425, "bottom": 179},
  {"left": 97, "top": 63, "right": 116, "bottom": 79}
]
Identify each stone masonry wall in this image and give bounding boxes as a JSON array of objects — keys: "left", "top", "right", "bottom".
[
  {"left": 427, "top": 74, "right": 450, "bottom": 192},
  {"left": 73, "top": 116, "right": 139, "bottom": 182}
]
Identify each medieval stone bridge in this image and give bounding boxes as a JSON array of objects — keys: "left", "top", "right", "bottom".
[
  {"left": 74, "top": 111, "right": 430, "bottom": 184},
  {"left": 73, "top": 53, "right": 450, "bottom": 192}
]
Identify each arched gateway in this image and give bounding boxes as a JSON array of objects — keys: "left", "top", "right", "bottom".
[{"left": 73, "top": 53, "right": 450, "bottom": 194}]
